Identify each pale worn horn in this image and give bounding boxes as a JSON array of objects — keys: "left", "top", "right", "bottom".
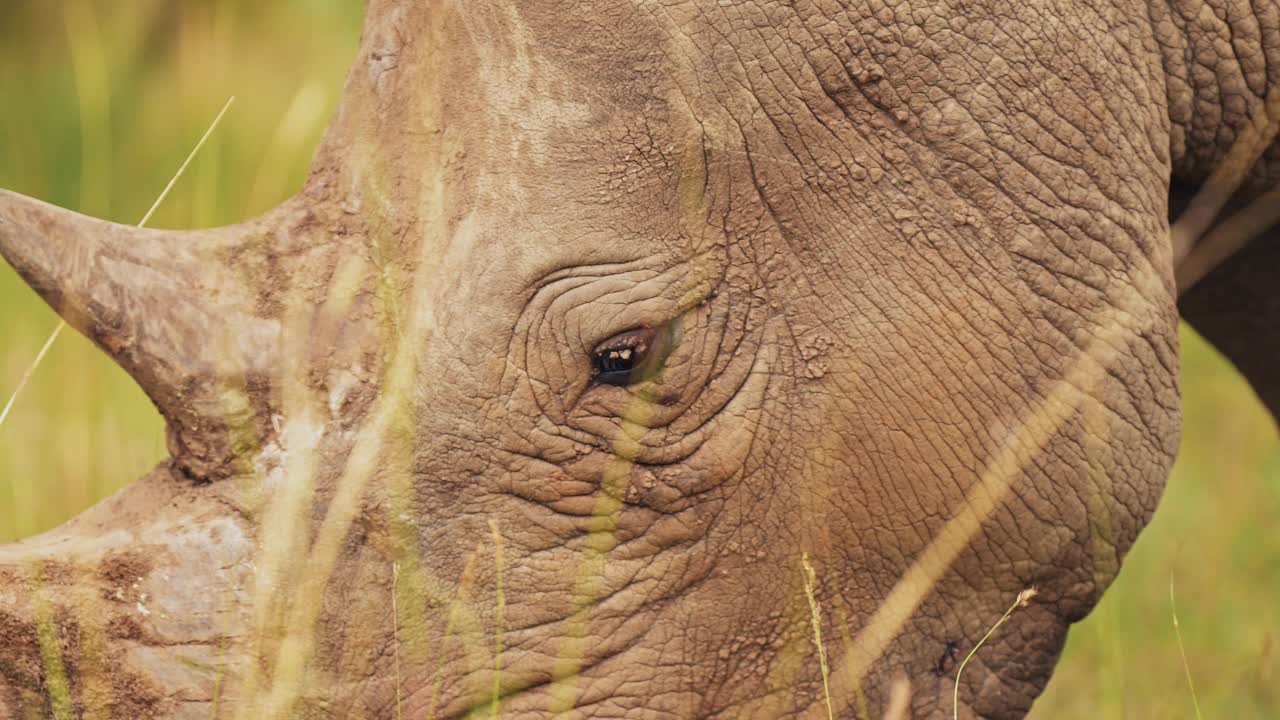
[{"left": 0, "top": 189, "right": 289, "bottom": 480}]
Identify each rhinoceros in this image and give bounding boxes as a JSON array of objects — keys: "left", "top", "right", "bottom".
[{"left": 1, "top": 1, "right": 1276, "bottom": 718}]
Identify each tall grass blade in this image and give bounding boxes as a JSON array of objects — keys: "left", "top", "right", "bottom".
[
  {"left": 393, "top": 563, "right": 403, "bottom": 720},
  {"left": 801, "top": 553, "right": 835, "bottom": 720},
  {"left": 0, "top": 322, "right": 66, "bottom": 429},
  {"left": 489, "top": 518, "right": 506, "bottom": 718},
  {"left": 1170, "top": 574, "right": 1205, "bottom": 720},
  {"left": 953, "top": 588, "right": 1037, "bottom": 720},
  {"left": 138, "top": 96, "right": 236, "bottom": 228},
  {"left": 881, "top": 672, "right": 911, "bottom": 720}
]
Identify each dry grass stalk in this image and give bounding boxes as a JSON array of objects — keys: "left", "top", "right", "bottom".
[
  {"left": 1170, "top": 574, "right": 1205, "bottom": 720},
  {"left": 393, "top": 563, "right": 403, "bottom": 720},
  {"left": 881, "top": 671, "right": 911, "bottom": 720},
  {"left": 801, "top": 552, "right": 836, "bottom": 720},
  {"left": 952, "top": 588, "right": 1037, "bottom": 720},
  {"left": 1171, "top": 88, "right": 1280, "bottom": 263},
  {"left": 1176, "top": 186, "right": 1280, "bottom": 292},
  {"left": 488, "top": 518, "right": 506, "bottom": 718},
  {"left": 811, "top": 258, "right": 1166, "bottom": 720}
]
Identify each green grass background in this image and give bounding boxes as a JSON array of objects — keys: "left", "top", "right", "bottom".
[{"left": 0, "top": 1, "right": 1275, "bottom": 716}]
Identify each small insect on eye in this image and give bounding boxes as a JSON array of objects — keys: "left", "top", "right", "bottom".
[{"left": 591, "top": 323, "right": 677, "bottom": 386}]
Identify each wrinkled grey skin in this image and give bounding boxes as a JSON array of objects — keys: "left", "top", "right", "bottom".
[{"left": 0, "top": 1, "right": 1276, "bottom": 718}]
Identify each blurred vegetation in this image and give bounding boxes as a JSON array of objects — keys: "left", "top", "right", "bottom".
[{"left": 0, "top": 1, "right": 1275, "bottom": 717}]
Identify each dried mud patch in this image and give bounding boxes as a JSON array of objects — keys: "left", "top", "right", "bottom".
[
  {"left": 0, "top": 608, "right": 41, "bottom": 684},
  {"left": 0, "top": 604, "right": 167, "bottom": 719},
  {"left": 98, "top": 548, "right": 156, "bottom": 603}
]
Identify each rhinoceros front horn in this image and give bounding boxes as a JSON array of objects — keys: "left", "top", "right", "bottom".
[{"left": 0, "top": 189, "right": 288, "bottom": 481}]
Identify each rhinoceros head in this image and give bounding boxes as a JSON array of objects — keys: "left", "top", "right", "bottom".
[{"left": 4, "top": 1, "right": 1277, "bottom": 717}]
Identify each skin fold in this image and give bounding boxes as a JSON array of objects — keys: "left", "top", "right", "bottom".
[{"left": 0, "top": 1, "right": 1275, "bottom": 718}]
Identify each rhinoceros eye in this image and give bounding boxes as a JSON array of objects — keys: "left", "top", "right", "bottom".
[{"left": 591, "top": 324, "right": 675, "bottom": 386}]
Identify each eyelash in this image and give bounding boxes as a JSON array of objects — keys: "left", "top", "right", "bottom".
[{"left": 591, "top": 325, "right": 675, "bottom": 386}]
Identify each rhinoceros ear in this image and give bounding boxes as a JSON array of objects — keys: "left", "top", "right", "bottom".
[{"left": 0, "top": 189, "right": 285, "bottom": 480}]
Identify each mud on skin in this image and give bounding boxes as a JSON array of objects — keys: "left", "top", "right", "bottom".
[{"left": 1, "top": 0, "right": 1278, "bottom": 718}]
